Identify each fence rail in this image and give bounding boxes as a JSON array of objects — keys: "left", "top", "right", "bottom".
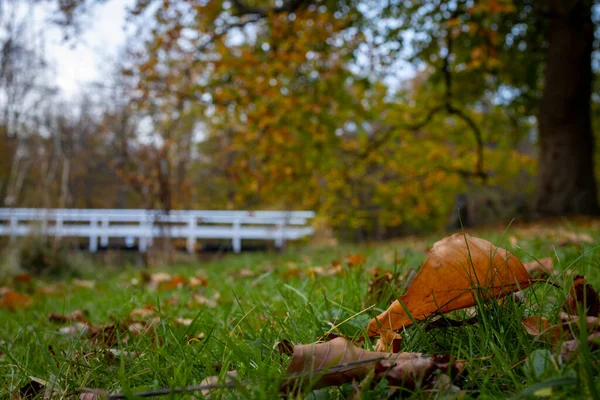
[{"left": 0, "top": 208, "right": 316, "bottom": 253}]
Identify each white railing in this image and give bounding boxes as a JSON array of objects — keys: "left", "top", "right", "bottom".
[{"left": 0, "top": 208, "right": 315, "bottom": 253}]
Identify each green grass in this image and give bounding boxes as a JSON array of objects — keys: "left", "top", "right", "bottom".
[{"left": 1, "top": 221, "right": 600, "bottom": 399}]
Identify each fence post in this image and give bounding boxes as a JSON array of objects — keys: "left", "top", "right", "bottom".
[
  {"left": 275, "top": 220, "right": 285, "bottom": 250},
  {"left": 55, "top": 215, "right": 63, "bottom": 238},
  {"left": 232, "top": 218, "right": 241, "bottom": 253},
  {"left": 139, "top": 216, "right": 150, "bottom": 253},
  {"left": 9, "top": 215, "right": 17, "bottom": 244},
  {"left": 89, "top": 216, "right": 98, "bottom": 252},
  {"left": 100, "top": 217, "right": 109, "bottom": 247},
  {"left": 186, "top": 216, "right": 196, "bottom": 253}
]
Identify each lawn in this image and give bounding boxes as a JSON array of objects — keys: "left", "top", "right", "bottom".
[{"left": 2, "top": 220, "right": 600, "bottom": 399}]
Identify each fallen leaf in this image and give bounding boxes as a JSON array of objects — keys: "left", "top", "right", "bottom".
[
  {"left": 189, "top": 275, "right": 209, "bottom": 287},
  {"left": 232, "top": 268, "right": 254, "bottom": 278},
  {"left": 200, "top": 370, "right": 238, "bottom": 396},
  {"left": 523, "top": 258, "right": 554, "bottom": 279},
  {"left": 363, "top": 270, "right": 402, "bottom": 309},
  {"left": 306, "top": 263, "right": 343, "bottom": 278},
  {"left": 560, "top": 331, "right": 600, "bottom": 361},
  {"left": 346, "top": 254, "right": 366, "bottom": 267},
  {"left": 174, "top": 317, "right": 193, "bottom": 326},
  {"left": 558, "top": 231, "right": 594, "bottom": 248},
  {"left": 159, "top": 274, "right": 187, "bottom": 290},
  {"left": 129, "top": 306, "right": 156, "bottom": 319},
  {"left": 59, "top": 322, "right": 94, "bottom": 338},
  {"left": 522, "top": 316, "right": 562, "bottom": 343},
  {"left": 564, "top": 276, "right": 600, "bottom": 316},
  {"left": 283, "top": 337, "right": 462, "bottom": 391},
  {"left": 49, "top": 309, "right": 89, "bottom": 324},
  {"left": 18, "top": 379, "right": 45, "bottom": 400},
  {"left": 146, "top": 272, "right": 172, "bottom": 289},
  {"left": 367, "top": 233, "right": 532, "bottom": 341},
  {"left": 72, "top": 279, "right": 96, "bottom": 289},
  {"left": 276, "top": 339, "right": 294, "bottom": 356},
  {"left": 0, "top": 289, "right": 32, "bottom": 310},
  {"left": 557, "top": 311, "right": 600, "bottom": 332},
  {"left": 190, "top": 293, "right": 218, "bottom": 308}
]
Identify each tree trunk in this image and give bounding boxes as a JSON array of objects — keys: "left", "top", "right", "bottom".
[{"left": 535, "top": 0, "right": 600, "bottom": 215}]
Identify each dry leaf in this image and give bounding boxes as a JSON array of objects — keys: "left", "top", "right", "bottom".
[
  {"left": 159, "top": 275, "right": 187, "bottom": 290},
  {"left": 522, "top": 316, "right": 562, "bottom": 343},
  {"left": 346, "top": 254, "right": 366, "bottom": 267},
  {"left": 560, "top": 332, "right": 600, "bottom": 361},
  {"left": 49, "top": 309, "right": 89, "bottom": 324},
  {"left": 558, "top": 311, "right": 600, "bottom": 332},
  {"left": 189, "top": 275, "right": 209, "bottom": 287},
  {"left": 523, "top": 257, "right": 554, "bottom": 278},
  {"left": 558, "top": 231, "right": 594, "bottom": 248},
  {"left": 129, "top": 305, "right": 156, "bottom": 319},
  {"left": 59, "top": 322, "right": 93, "bottom": 338},
  {"left": 72, "top": 279, "right": 96, "bottom": 289},
  {"left": 200, "top": 370, "right": 238, "bottom": 396},
  {"left": 232, "top": 268, "right": 254, "bottom": 278},
  {"left": 367, "top": 233, "right": 532, "bottom": 340},
  {"left": 0, "top": 289, "right": 32, "bottom": 310},
  {"left": 564, "top": 276, "right": 600, "bottom": 316},
  {"left": 276, "top": 339, "right": 294, "bottom": 356},
  {"left": 190, "top": 293, "right": 218, "bottom": 308},
  {"left": 283, "top": 337, "right": 461, "bottom": 391}
]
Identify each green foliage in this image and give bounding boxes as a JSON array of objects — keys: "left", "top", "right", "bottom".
[{"left": 117, "top": 0, "right": 538, "bottom": 236}]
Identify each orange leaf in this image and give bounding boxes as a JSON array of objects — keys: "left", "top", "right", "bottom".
[
  {"left": 0, "top": 289, "right": 32, "bottom": 310},
  {"left": 367, "top": 233, "right": 532, "bottom": 338},
  {"left": 346, "top": 253, "right": 366, "bottom": 267}
]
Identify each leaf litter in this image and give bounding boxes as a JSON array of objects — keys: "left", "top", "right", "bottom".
[{"left": 9, "top": 232, "right": 600, "bottom": 398}]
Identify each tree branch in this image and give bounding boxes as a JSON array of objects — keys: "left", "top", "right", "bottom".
[{"left": 442, "top": 27, "right": 486, "bottom": 180}]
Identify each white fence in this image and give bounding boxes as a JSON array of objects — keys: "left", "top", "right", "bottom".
[{"left": 0, "top": 208, "right": 315, "bottom": 253}]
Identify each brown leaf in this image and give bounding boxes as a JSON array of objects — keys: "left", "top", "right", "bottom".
[
  {"left": 49, "top": 309, "right": 89, "bottom": 324},
  {"left": 367, "top": 233, "right": 532, "bottom": 341},
  {"left": 558, "top": 311, "right": 600, "bottom": 332},
  {"left": 18, "top": 379, "right": 45, "bottom": 400},
  {"left": 189, "top": 275, "right": 209, "bottom": 287},
  {"left": 277, "top": 339, "right": 295, "bottom": 356},
  {"left": 560, "top": 332, "right": 600, "bottom": 361},
  {"left": 283, "top": 337, "right": 461, "bottom": 391},
  {"left": 523, "top": 257, "right": 554, "bottom": 278},
  {"left": 522, "top": 316, "right": 562, "bottom": 343},
  {"left": 159, "top": 274, "right": 187, "bottom": 290},
  {"left": 346, "top": 254, "right": 366, "bottom": 267},
  {"left": 564, "top": 276, "right": 600, "bottom": 316},
  {"left": 558, "top": 231, "right": 594, "bottom": 248}
]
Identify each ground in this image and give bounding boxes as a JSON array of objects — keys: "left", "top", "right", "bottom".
[{"left": 1, "top": 219, "right": 600, "bottom": 398}]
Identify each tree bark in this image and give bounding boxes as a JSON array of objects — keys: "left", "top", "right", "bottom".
[{"left": 535, "top": 0, "right": 600, "bottom": 215}]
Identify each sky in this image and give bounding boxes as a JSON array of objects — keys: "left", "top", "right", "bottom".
[{"left": 42, "top": 0, "right": 134, "bottom": 99}]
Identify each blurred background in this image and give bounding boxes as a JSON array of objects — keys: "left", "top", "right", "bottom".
[{"left": 0, "top": 0, "right": 598, "bottom": 245}]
